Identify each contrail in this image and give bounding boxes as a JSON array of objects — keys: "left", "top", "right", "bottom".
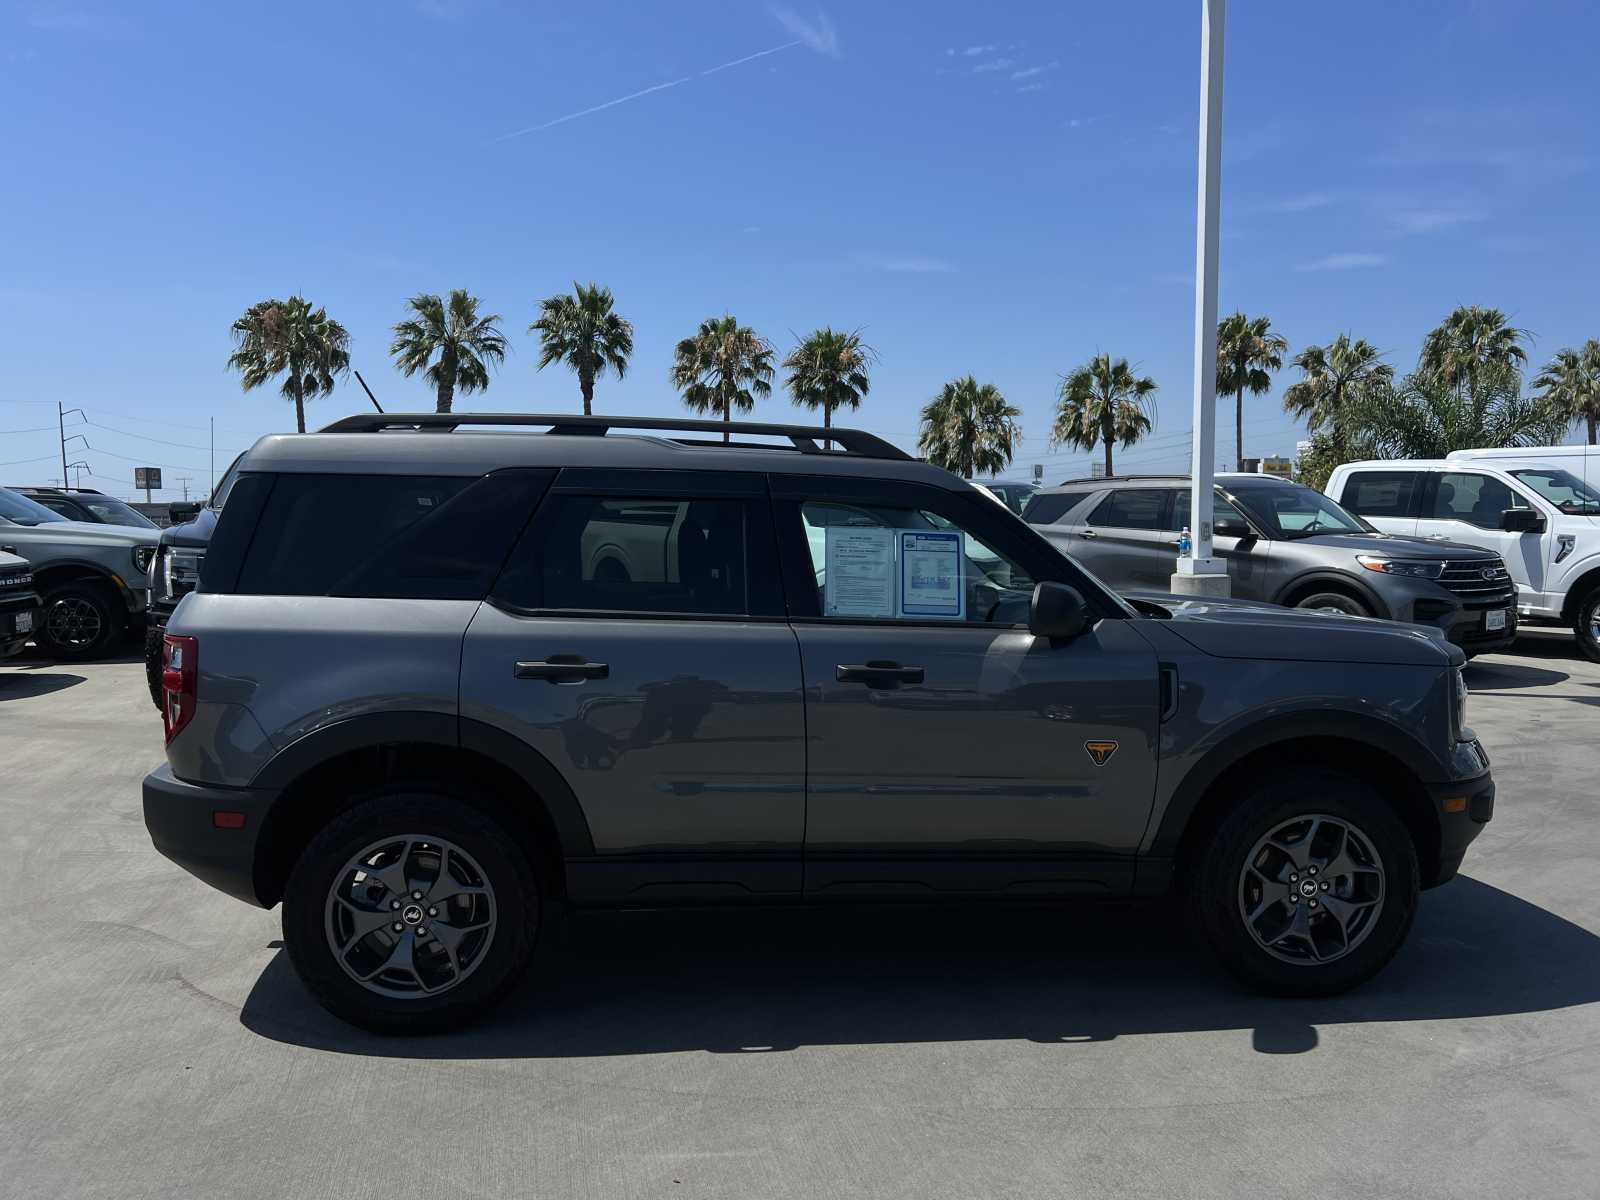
[{"left": 488, "top": 41, "right": 801, "bottom": 145}]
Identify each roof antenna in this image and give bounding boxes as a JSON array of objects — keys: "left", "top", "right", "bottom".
[{"left": 353, "top": 370, "right": 384, "bottom": 413}]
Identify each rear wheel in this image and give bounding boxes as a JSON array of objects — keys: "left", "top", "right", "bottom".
[
  {"left": 1293, "top": 589, "right": 1373, "bottom": 618},
  {"left": 283, "top": 790, "right": 541, "bottom": 1033},
  {"left": 37, "top": 581, "right": 121, "bottom": 661},
  {"left": 1573, "top": 586, "right": 1600, "bottom": 664},
  {"left": 1190, "top": 771, "right": 1418, "bottom": 995}
]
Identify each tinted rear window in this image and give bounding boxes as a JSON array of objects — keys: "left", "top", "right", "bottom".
[
  {"left": 1089, "top": 489, "right": 1167, "bottom": 530},
  {"left": 1021, "top": 492, "right": 1080, "bottom": 525},
  {"left": 230, "top": 471, "right": 550, "bottom": 598},
  {"left": 1339, "top": 471, "right": 1423, "bottom": 519}
]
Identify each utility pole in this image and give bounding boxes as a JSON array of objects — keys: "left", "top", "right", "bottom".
[
  {"left": 58, "top": 402, "right": 68, "bottom": 489},
  {"left": 209, "top": 417, "right": 214, "bottom": 494},
  {"left": 1172, "top": 0, "right": 1231, "bottom": 599},
  {"left": 177, "top": 476, "right": 192, "bottom": 501}
]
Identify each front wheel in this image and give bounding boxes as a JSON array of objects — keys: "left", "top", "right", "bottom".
[
  {"left": 37, "top": 582, "right": 121, "bottom": 660},
  {"left": 1293, "top": 590, "right": 1373, "bottom": 618},
  {"left": 1573, "top": 587, "right": 1600, "bottom": 664},
  {"left": 283, "top": 791, "right": 541, "bottom": 1033},
  {"left": 1190, "top": 772, "right": 1419, "bottom": 996}
]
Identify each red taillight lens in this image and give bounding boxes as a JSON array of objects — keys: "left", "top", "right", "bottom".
[{"left": 161, "top": 634, "right": 198, "bottom": 745}]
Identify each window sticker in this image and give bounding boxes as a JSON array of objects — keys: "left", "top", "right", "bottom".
[
  {"left": 824, "top": 526, "right": 896, "bottom": 617},
  {"left": 899, "top": 530, "right": 964, "bottom": 619}
]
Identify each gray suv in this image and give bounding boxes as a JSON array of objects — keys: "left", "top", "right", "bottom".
[
  {"left": 142, "top": 414, "right": 1494, "bottom": 1033},
  {"left": 1024, "top": 474, "right": 1517, "bottom": 655}
]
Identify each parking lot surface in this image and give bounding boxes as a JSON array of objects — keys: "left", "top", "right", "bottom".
[{"left": 3, "top": 632, "right": 1598, "bottom": 1199}]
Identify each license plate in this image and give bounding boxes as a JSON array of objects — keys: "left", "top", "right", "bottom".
[
  {"left": 14, "top": 611, "right": 31, "bottom": 633},
  {"left": 1485, "top": 609, "right": 1507, "bottom": 632}
]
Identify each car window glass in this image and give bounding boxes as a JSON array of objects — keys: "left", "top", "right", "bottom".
[
  {"left": 37, "top": 498, "right": 82, "bottom": 520},
  {"left": 83, "top": 497, "right": 157, "bottom": 528},
  {"left": 507, "top": 495, "right": 749, "bottom": 616},
  {"left": 1510, "top": 468, "right": 1600, "bottom": 515},
  {"left": 1226, "top": 483, "right": 1369, "bottom": 537},
  {"left": 1089, "top": 489, "right": 1166, "bottom": 530},
  {"left": 798, "top": 500, "right": 1035, "bottom": 624},
  {"left": 1171, "top": 489, "right": 1247, "bottom": 532},
  {"left": 1429, "top": 472, "right": 1528, "bottom": 528},
  {"left": 0, "top": 489, "right": 68, "bottom": 525},
  {"left": 1020, "top": 492, "right": 1076, "bottom": 524},
  {"left": 1339, "top": 471, "right": 1422, "bottom": 519}
]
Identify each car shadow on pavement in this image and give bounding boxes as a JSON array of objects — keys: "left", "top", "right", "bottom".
[
  {"left": 240, "top": 875, "right": 1600, "bottom": 1059},
  {"left": 0, "top": 671, "right": 86, "bottom": 700},
  {"left": 1463, "top": 658, "right": 1569, "bottom": 690}
]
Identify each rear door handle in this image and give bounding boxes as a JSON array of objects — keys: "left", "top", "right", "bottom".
[
  {"left": 836, "top": 661, "right": 925, "bottom": 687},
  {"left": 1079, "top": 529, "right": 1098, "bottom": 539},
  {"left": 515, "top": 655, "right": 609, "bottom": 683}
]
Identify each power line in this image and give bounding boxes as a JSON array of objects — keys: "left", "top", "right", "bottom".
[{"left": 84, "top": 419, "right": 245, "bottom": 454}]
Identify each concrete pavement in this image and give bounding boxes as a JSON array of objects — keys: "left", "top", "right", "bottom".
[{"left": 2, "top": 632, "right": 1598, "bottom": 1199}]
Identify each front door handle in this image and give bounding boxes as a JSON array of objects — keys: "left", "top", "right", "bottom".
[
  {"left": 1079, "top": 529, "right": 1098, "bottom": 539},
  {"left": 836, "top": 661, "right": 925, "bottom": 687},
  {"left": 515, "top": 655, "right": 609, "bottom": 684}
]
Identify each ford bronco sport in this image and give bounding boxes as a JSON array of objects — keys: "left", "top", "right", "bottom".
[{"left": 142, "top": 414, "right": 1495, "bottom": 1033}]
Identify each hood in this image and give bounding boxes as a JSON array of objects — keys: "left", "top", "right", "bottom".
[
  {"left": 159, "top": 505, "right": 217, "bottom": 549},
  {"left": 1284, "top": 530, "right": 1493, "bottom": 560},
  {"left": 3, "top": 518, "right": 159, "bottom": 547},
  {"left": 1126, "top": 591, "right": 1457, "bottom": 667}
]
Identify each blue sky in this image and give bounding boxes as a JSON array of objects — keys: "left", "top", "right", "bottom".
[{"left": 2, "top": 0, "right": 1597, "bottom": 499}]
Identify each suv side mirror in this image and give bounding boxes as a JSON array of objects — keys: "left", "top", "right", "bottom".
[
  {"left": 1029, "top": 581, "right": 1090, "bottom": 640},
  {"left": 1500, "top": 508, "right": 1544, "bottom": 533},
  {"left": 1213, "top": 516, "right": 1253, "bottom": 539}
]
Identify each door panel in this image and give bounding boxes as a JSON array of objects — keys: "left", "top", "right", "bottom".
[
  {"left": 795, "top": 619, "right": 1160, "bottom": 859},
  {"left": 1416, "top": 471, "right": 1545, "bottom": 599},
  {"left": 461, "top": 607, "right": 806, "bottom": 855},
  {"left": 1172, "top": 489, "right": 1274, "bottom": 600}
]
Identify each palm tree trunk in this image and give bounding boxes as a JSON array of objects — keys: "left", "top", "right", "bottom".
[
  {"left": 822, "top": 399, "right": 833, "bottom": 451},
  {"left": 1236, "top": 387, "right": 1245, "bottom": 472},
  {"left": 1102, "top": 412, "right": 1115, "bottom": 478},
  {"left": 580, "top": 370, "right": 594, "bottom": 417},
  {"left": 722, "top": 395, "right": 731, "bottom": 444},
  {"left": 1589, "top": 414, "right": 1597, "bottom": 445},
  {"left": 436, "top": 379, "right": 454, "bottom": 415},
  {"left": 437, "top": 348, "right": 456, "bottom": 414},
  {"left": 294, "top": 381, "right": 306, "bottom": 434}
]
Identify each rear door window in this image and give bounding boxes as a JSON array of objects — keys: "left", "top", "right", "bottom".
[
  {"left": 1089, "top": 489, "right": 1167, "bottom": 530},
  {"left": 1339, "top": 471, "right": 1423, "bottom": 519},
  {"left": 1171, "top": 489, "right": 1248, "bottom": 532},
  {"left": 1020, "top": 492, "right": 1078, "bottom": 524}
]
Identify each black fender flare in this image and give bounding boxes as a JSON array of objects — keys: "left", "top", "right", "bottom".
[
  {"left": 1271, "top": 569, "right": 1389, "bottom": 618},
  {"left": 1147, "top": 708, "right": 1445, "bottom": 859},
  {"left": 249, "top": 711, "right": 595, "bottom": 857}
]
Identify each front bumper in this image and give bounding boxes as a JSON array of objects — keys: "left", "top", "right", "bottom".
[
  {"left": 143, "top": 764, "right": 277, "bottom": 907},
  {"left": 1424, "top": 750, "right": 1494, "bottom": 888},
  {"left": 1, "top": 592, "right": 41, "bottom": 656}
]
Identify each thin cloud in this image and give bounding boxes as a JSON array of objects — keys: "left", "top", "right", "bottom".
[
  {"left": 487, "top": 41, "right": 801, "bottom": 144},
  {"left": 962, "top": 44, "right": 996, "bottom": 56},
  {"left": 1268, "top": 193, "right": 1334, "bottom": 213},
  {"left": 1011, "top": 61, "right": 1058, "bottom": 81},
  {"left": 1388, "top": 206, "right": 1486, "bottom": 235},
  {"left": 771, "top": 6, "right": 840, "bottom": 58},
  {"left": 1016, "top": 83, "right": 1046, "bottom": 94},
  {"left": 1295, "top": 252, "right": 1389, "bottom": 273},
  {"left": 865, "top": 255, "right": 956, "bottom": 274},
  {"left": 972, "top": 57, "right": 1016, "bottom": 74}
]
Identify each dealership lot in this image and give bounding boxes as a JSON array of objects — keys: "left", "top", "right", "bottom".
[{"left": 3, "top": 632, "right": 1598, "bottom": 1200}]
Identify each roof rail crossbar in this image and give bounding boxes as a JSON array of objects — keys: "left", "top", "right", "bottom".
[{"left": 317, "top": 412, "right": 912, "bottom": 461}]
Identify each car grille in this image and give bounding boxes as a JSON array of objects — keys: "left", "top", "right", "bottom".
[{"left": 1440, "top": 558, "right": 1516, "bottom": 609}]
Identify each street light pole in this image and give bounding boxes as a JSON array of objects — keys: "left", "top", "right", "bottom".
[{"left": 1173, "top": 0, "right": 1231, "bottom": 598}]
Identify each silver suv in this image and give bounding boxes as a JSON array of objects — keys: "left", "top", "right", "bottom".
[
  {"left": 0, "top": 486, "right": 158, "bottom": 659},
  {"left": 142, "top": 414, "right": 1494, "bottom": 1033},
  {"left": 1025, "top": 474, "right": 1517, "bottom": 655}
]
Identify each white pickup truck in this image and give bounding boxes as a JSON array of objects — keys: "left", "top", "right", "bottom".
[{"left": 1326, "top": 447, "right": 1600, "bottom": 661}]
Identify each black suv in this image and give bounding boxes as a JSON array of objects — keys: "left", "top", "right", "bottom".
[
  {"left": 13, "top": 486, "right": 158, "bottom": 529},
  {"left": 143, "top": 414, "right": 1494, "bottom": 1033}
]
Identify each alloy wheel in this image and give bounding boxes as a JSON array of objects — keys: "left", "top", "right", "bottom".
[
  {"left": 324, "top": 835, "right": 498, "bottom": 999},
  {"left": 45, "top": 596, "right": 104, "bottom": 649},
  {"left": 1237, "top": 813, "right": 1386, "bottom": 965}
]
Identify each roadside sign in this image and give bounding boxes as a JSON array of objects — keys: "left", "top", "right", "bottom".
[
  {"left": 1258, "top": 456, "right": 1292, "bottom": 478},
  {"left": 1032, "top": 463, "right": 1043, "bottom": 481},
  {"left": 134, "top": 467, "right": 163, "bottom": 491}
]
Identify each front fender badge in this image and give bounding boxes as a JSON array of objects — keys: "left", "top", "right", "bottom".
[{"left": 1085, "top": 740, "right": 1119, "bottom": 766}]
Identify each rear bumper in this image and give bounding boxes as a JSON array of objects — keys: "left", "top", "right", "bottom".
[
  {"left": 1425, "top": 768, "right": 1494, "bottom": 888},
  {"left": 142, "top": 763, "right": 277, "bottom": 907}
]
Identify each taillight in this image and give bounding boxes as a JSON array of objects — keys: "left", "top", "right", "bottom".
[{"left": 161, "top": 634, "right": 198, "bottom": 744}]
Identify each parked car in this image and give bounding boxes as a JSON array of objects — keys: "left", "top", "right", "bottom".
[
  {"left": 1447, "top": 444, "right": 1599, "bottom": 490},
  {"left": 0, "top": 549, "right": 41, "bottom": 659},
  {"left": 1024, "top": 474, "right": 1516, "bottom": 655},
  {"left": 0, "top": 487, "right": 158, "bottom": 659},
  {"left": 1328, "top": 457, "right": 1600, "bottom": 662},
  {"left": 13, "top": 486, "right": 158, "bottom": 529},
  {"left": 974, "top": 480, "right": 1040, "bottom": 517},
  {"left": 143, "top": 458, "right": 241, "bottom": 707},
  {"left": 143, "top": 413, "right": 1493, "bottom": 1033}
]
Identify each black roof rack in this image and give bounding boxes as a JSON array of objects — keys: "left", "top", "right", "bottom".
[
  {"left": 317, "top": 412, "right": 912, "bottom": 461},
  {"left": 1052, "top": 473, "right": 1189, "bottom": 486}
]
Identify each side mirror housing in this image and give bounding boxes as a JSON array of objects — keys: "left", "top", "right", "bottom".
[
  {"left": 1029, "top": 581, "right": 1090, "bottom": 640},
  {"left": 1500, "top": 508, "right": 1544, "bottom": 533},
  {"left": 1213, "top": 517, "right": 1253, "bottom": 539}
]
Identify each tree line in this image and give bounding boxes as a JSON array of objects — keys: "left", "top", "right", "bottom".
[{"left": 226, "top": 289, "right": 1600, "bottom": 482}]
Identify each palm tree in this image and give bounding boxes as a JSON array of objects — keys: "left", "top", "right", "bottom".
[
  {"left": 1533, "top": 340, "right": 1600, "bottom": 444},
  {"left": 530, "top": 282, "right": 633, "bottom": 415},
  {"left": 389, "top": 290, "right": 508, "bottom": 414},
  {"left": 1419, "top": 305, "right": 1530, "bottom": 394},
  {"left": 670, "top": 315, "right": 775, "bottom": 441},
  {"left": 782, "top": 327, "right": 876, "bottom": 441},
  {"left": 1360, "top": 366, "right": 1568, "bottom": 459},
  {"left": 1051, "top": 354, "right": 1158, "bottom": 478},
  {"left": 225, "top": 295, "right": 351, "bottom": 433},
  {"left": 918, "top": 376, "right": 1021, "bottom": 478},
  {"left": 1281, "top": 335, "right": 1393, "bottom": 462},
  {"left": 1216, "top": 312, "right": 1287, "bottom": 470}
]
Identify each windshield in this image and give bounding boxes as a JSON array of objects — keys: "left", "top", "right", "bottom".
[
  {"left": 80, "top": 496, "right": 157, "bottom": 528},
  {"left": 210, "top": 453, "right": 245, "bottom": 510},
  {"left": 1226, "top": 481, "right": 1372, "bottom": 538},
  {"left": 1511, "top": 468, "right": 1600, "bottom": 515},
  {"left": 0, "top": 488, "right": 69, "bottom": 526}
]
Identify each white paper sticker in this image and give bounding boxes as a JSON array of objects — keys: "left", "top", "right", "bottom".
[
  {"left": 824, "top": 527, "right": 897, "bottom": 617},
  {"left": 899, "top": 530, "right": 964, "bottom": 619}
]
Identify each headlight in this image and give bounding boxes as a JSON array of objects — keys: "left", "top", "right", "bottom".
[
  {"left": 1356, "top": 555, "right": 1444, "bottom": 580},
  {"left": 1453, "top": 666, "right": 1470, "bottom": 740},
  {"left": 160, "top": 549, "right": 203, "bottom": 602},
  {"left": 132, "top": 545, "right": 156, "bottom": 574}
]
